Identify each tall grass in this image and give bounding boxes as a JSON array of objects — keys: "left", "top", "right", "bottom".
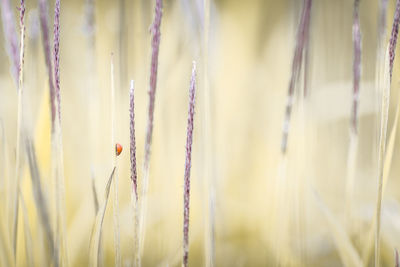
[
  {"left": 129, "top": 79, "right": 140, "bottom": 267},
  {"left": 183, "top": 61, "right": 197, "bottom": 267},
  {"left": 12, "top": 0, "right": 25, "bottom": 260},
  {"left": 3, "top": 1, "right": 400, "bottom": 266},
  {"left": 281, "top": 0, "right": 312, "bottom": 154},
  {"left": 140, "top": 0, "right": 163, "bottom": 256},
  {"left": 375, "top": 0, "right": 400, "bottom": 265},
  {"left": 110, "top": 53, "right": 121, "bottom": 267}
]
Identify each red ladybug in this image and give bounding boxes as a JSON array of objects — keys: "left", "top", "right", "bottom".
[{"left": 115, "top": 143, "right": 123, "bottom": 156}]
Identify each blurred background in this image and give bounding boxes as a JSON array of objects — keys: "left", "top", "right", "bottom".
[{"left": 1, "top": 0, "right": 400, "bottom": 266}]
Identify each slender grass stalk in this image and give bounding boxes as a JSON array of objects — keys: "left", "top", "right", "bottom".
[
  {"left": 52, "top": 1, "right": 68, "bottom": 265},
  {"left": 378, "top": 0, "right": 389, "bottom": 48},
  {"left": 25, "top": 138, "right": 56, "bottom": 266},
  {"left": 202, "top": 1, "right": 215, "bottom": 266},
  {"left": 19, "top": 189, "right": 34, "bottom": 267},
  {"left": 361, "top": 49, "right": 397, "bottom": 264},
  {"left": 89, "top": 167, "right": 116, "bottom": 267},
  {"left": 396, "top": 249, "right": 399, "bottom": 267},
  {"left": 375, "top": 1, "right": 400, "bottom": 265},
  {"left": 12, "top": 0, "right": 25, "bottom": 259},
  {"left": 281, "top": 0, "right": 312, "bottom": 154},
  {"left": 140, "top": 0, "right": 163, "bottom": 255},
  {"left": 183, "top": 62, "right": 197, "bottom": 267},
  {"left": 110, "top": 53, "right": 121, "bottom": 267},
  {"left": 129, "top": 80, "right": 140, "bottom": 267},
  {"left": 375, "top": 46, "right": 391, "bottom": 267},
  {"left": 312, "top": 188, "right": 362, "bottom": 267},
  {"left": 91, "top": 172, "right": 99, "bottom": 214},
  {"left": 0, "top": 207, "right": 14, "bottom": 267},
  {"left": 0, "top": 0, "right": 19, "bottom": 84},
  {"left": 351, "top": 0, "right": 361, "bottom": 135},
  {"left": 39, "top": 0, "right": 56, "bottom": 126},
  {"left": 345, "top": 0, "right": 361, "bottom": 229}
]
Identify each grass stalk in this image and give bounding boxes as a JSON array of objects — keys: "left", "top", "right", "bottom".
[
  {"left": 375, "top": 1, "right": 400, "bottom": 265},
  {"left": 140, "top": 0, "right": 163, "bottom": 255},
  {"left": 312, "top": 188, "right": 362, "bottom": 267},
  {"left": 19, "top": 189, "right": 34, "bottom": 267},
  {"left": 25, "top": 138, "right": 56, "bottom": 266},
  {"left": 0, "top": 0, "right": 19, "bottom": 84},
  {"left": 110, "top": 53, "right": 121, "bottom": 267},
  {"left": 129, "top": 80, "right": 140, "bottom": 266},
  {"left": 351, "top": 0, "right": 361, "bottom": 134},
  {"left": 89, "top": 166, "right": 116, "bottom": 267},
  {"left": 53, "top": 1, "right": 68, "bottom": 265},
  {"left": 183, "top": 62, "right": 197, "bottom": 267},
  {"left": 281, "top": 0, "right": 312, "bottom": 154},
  {"left": 39, "top": 0, "right": 56, "bottom": 126},
  {"left": 345, "top": 0, "right": 361, "bottom": 229},
  {"left": 202, "top": 1, "right": 215, "bottom": 266},
  {"left": 92, "top": 172, "right": 99, "bottom": 214},
  {"left": 12, "top": 0, "right": 25, "bottom": 259}
]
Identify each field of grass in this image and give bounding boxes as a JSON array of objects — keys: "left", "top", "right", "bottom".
[{"left": 1, "top": 0, "right": 400, "bottom": 266}]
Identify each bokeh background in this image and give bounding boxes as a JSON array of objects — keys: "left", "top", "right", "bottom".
[{"left": 1, "top": 0, "right": 400, "bottom": 266}]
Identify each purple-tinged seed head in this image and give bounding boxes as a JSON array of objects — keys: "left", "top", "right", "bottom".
[
  {"left": 53, "top": 0, "right": 61, "bottom": 123},
  {"left": 19, "top": 0, "right": 25, "bottom": 28},
  {"left": 281, "top": 0, "right": 312, "bottom": 154},
  {"left": 129, "top": 80, "right": 138, "bottom": 201},
  {"left": 351, "top": 0, "right": 361, "bottom": 135},
  {"left": 389, "top": 0, "right": 400, "bottom": 82},
  {"left": 183, "top": 61, "right": 196, "bottom": 267},
  {"left": 1, "top": 0, "right": 20, "bottom": 85},
  {"left": 143, "top": 0, "right": 163, "bottom": 170},
  {"left": 39, "top": 0, "right": 56, "bottom": 129}
]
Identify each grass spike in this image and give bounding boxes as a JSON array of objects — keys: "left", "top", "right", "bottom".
[
  {"left": 140, "top": 0, "right": 163, "bottom": 255},
  {"left": 281, "top": 0, "right": 312, "bottom": 153},
  {"left": 183, "top": 61, "right": 197, "bottom": 267}
]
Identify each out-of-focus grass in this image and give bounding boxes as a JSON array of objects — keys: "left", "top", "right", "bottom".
[{"left": 1, "top": 0, "right": 400, "bottom": 266}]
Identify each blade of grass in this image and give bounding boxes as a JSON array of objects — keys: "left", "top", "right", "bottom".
[
  {"left": 202, "top": 1, "right": 216, "bottom": 266},
  {"left": 19, "top": 189, "right": 34, "bottom": 267},
  {"left": 110, "top": 53, "right": 121, "bottom": 267},
  {"left": 25, "top": 138, "right": 56, "bottom": 266},
  {"left": 375, "top": 1, "right": 400, "bottom": 263},
  {"left": 91, "top": 171, "right": 99, "bottom": 214},
  {"left": 140, "top": 0, "right": 163, "bottom": 254},
  {"left": 89, "top": 166, "right": 116, "bottom": 267},
  {"left": 362, "top": 48, "right": 400, "bottom": 266},
  {"left": 311, "top": 187, "right": 363, "bottom": 267}
]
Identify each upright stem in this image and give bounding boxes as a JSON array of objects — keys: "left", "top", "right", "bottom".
[
  {"left": 140, "top": 0, "right": 163, "bottom": 255},
  {"left": 129, "top": 80, "right": 140, "bottom": 266},
  {"left": 13, "top": 0, "right": 25, "bottom": 258},
  {"left": 183, "top": 62, "right": 197, "bottom": 267},
  {"left": 110, "top": 53, "right": 121, "bottom": 267}
]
